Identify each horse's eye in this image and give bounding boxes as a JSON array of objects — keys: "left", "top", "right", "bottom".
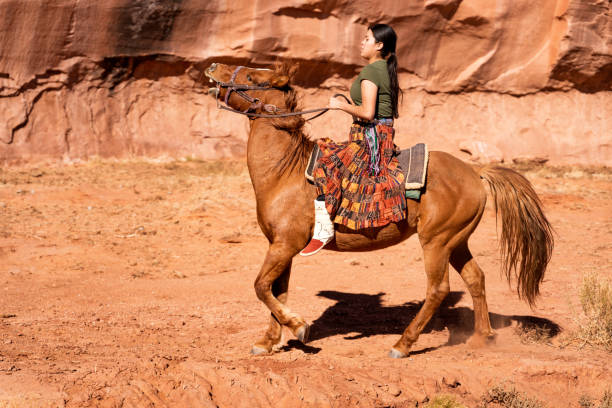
[{"left": 246, "top": 74, "right": 252, "bottom": 82}]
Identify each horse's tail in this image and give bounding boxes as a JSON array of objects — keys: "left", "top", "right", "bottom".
[{"left": 478, "top": 165, "right": 554, "bottom": 307}]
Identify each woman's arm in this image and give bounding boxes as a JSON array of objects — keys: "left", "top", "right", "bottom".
[{"left": 329, "top": 79, "right": 378, "bottom": 120}]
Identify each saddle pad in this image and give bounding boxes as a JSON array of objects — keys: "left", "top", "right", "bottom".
[
  {"left": 305, "top": 144, "right": 322, "bottom": 182},
  {"left": 307, "top": 142, "right": 429, "bottom": 193},
  {"left": 397, "top": 143, "right": 429, "bottom": 190}
]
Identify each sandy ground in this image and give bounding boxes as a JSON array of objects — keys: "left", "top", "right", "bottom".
[{"left": 0, "top": 159, "right": 611, "bottom": 407}]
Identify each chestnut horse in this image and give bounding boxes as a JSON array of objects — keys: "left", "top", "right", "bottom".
[{"left": 204, "top": 62, "right": 554, "bottom": 358}]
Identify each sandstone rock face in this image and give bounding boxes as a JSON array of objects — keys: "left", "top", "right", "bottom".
[{"left": 0, "top": 0, "right": 610, "bottom": 165}]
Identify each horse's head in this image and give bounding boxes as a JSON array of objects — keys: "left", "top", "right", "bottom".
[{"left": 205, "top": 63, "right": 292, "bottom": 114}]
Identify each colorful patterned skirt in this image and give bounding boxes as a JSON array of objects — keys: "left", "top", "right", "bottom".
[{"left": 313, "top": 119, "right": 407, "bottom": 230}]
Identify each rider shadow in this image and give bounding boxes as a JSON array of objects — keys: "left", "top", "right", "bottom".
[{"left": 288, "top": 290, "right": 561, "bottom": 355}]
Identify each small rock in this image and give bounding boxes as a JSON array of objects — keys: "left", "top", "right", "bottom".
[
  {"left": 442, "top": 377, "right": 461, "bottom": 388},
  {"left": 566, "top": 169, "right": 585, "bottom": 179},
  {"left": 512, "top": 156, "right": 548, "bottom": 166},
  {"left": 220, "top": 233, "right": 242, "bottom": 244},
  {"left": 387, "top": 384, "right": 402, "bottom": 397}
]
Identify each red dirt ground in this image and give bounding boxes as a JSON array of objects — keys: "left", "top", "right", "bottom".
[{"left": 0, "top": 159, "right": 610, "bottom": 407}]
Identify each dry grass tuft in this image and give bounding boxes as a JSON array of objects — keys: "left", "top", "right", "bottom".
[
  {"left": 513, "top": 324, "right": 553, "bottom": 345},
  {"left": 509, "top": 162, "right": 612, "bottom": 181},
  {"left": 570, "top": 272, "right": 612, "bottom": 351},
  {"left": 480, "top": 384, "right": 545, "bottom": 408},
  {"left": 578, "top": 390, "right": 612, "bottom": 408},
  {"left": 425, "top": 395, "right": 467, "bottom": 408}
]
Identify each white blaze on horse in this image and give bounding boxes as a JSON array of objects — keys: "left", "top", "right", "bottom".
[{"left": 204, "top": 62, "right": 554, "bottom": 358}]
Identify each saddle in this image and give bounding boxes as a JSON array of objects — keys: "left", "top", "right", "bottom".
[{"left": 305, "top": 142, "right": 429, "bottom": 200}]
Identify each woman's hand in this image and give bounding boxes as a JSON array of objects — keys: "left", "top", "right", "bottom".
[
  {"left": 328, "top": 96, "right": 345, "bottom": 110},
  {"left": 328, "top": 80, "right": 377, "bottom": 120}
]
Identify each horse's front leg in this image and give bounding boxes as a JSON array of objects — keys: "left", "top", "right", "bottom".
[
  {"left": 251, "top": 243, "right": 309, "bottom": 354},
  {"left": 251, "top": 260, "right": 292, "bottom": 354}
]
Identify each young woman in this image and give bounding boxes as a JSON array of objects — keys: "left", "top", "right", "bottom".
[{"left": 300, "top": 23, "right": 406, "bottom": 256}]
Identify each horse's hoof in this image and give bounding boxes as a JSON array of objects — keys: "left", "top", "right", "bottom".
[
  {"left": 468, "top": 331, "right": 497, "bottom": 348},
  {"left": 388, "top": 348, "right": 409, "bottom": 359},
  {"left": 271, "top": 336, "right": 285, "bottom": 352},
  {"left": 296, "top": 323, "right": 310, "bottom": 344},
  {"left": 250, "top": 345, "right": 270, "bottom": 355}
]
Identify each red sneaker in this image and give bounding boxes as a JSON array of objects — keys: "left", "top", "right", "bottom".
[{"left": 299, "top": 238, "right": 327, "bottom": 256}]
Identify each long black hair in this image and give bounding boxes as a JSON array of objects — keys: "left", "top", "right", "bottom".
[{"left": 369, "top": 23, "right": 402, "bottom": 118}]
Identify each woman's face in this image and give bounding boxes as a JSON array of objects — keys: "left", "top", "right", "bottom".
[{"left": 360, "top": 29, "right": 381, "bottom": 60}]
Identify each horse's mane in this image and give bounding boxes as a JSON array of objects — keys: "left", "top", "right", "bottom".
[{"left": 271, "top": 63, "right": 315, "bottom": 177}]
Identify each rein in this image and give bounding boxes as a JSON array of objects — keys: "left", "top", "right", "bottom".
[{"left": 211, "top": 65, "right": 349, "bottom": 121}]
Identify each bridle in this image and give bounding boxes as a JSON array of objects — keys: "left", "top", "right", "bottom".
[
  {"left": 209, "top": 65, "right": 348, "bottom": 121},
  {"left": 218, "top": 66, "right": 279, "bottom": 115}
]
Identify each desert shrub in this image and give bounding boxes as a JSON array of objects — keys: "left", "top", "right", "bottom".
[
  {"left": 425, "top": 395, "right": 467, "bottom": 408},
  {"left": 480, "top": 384, "right": 544, "bottom": 408},
  {"left": 513, "top": 323, "right": 553, "bottom": 345},
  {"left": 602, "top": 390, "right": 612, "bottom": 408},
  {"left": 578, "top": 390, "right": 612, "bottom": 408},
  {"left": 580, "top": 394, "right": 595, "bottom": 408},
  {"left": 572, "top": 272, "right": 612, "bottom": 351}
]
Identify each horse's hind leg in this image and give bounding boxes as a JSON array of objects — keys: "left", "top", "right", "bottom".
[
  {"left": 252, "top": 243, "right": 309, "bottom": 354},
  {"left": 450, "top": 242, "right": 495, "bottom": 344},
  {"left": 252, "top": 262, "right": 291, "bottom": 355},
  {"left": 390, "top": 244, "right": 451, "bottom": 358}
]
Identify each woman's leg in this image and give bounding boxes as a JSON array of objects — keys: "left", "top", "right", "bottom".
[{"left": 299, "top": 192, "right": 334, "bottom": 256}]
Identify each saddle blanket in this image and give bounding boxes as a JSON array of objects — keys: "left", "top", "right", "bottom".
[
  {"left": 306, "top": 142, "right": 429, "bottom": 200},
  {"left": 396, "top": 142, "right": 429, "bottom": 199}
]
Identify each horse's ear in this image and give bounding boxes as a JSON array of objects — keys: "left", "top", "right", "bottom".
[
  {"left": 287, "top": 63, "right": 299, "bottom": 78},
  {"left": 270, "top": 61, "right": 299, "bottom": 87},
  {"left": 269, "top": 74, "right": 290, "bottom": 88}
]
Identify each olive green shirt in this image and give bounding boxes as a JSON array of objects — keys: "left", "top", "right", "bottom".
[{"left": 349, "top": 60, "right": 393, "bottom": 119}]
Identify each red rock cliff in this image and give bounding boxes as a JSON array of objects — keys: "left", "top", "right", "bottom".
[{"left": 0, "top": 0, "right": 610, "bottom": 165}]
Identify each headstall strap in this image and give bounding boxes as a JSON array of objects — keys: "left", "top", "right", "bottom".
[
  {"left": 224, "top": 66, "right": 244, "bottom": 105},
  {"left": 212, "top": 65, "right": 334, "bottom": 120}
]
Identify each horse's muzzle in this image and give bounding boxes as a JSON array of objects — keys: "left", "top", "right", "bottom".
[{"left": 204, "top": 63, "right": 219, "bottom": 91}]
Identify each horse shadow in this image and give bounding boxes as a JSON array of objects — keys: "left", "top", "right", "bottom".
[{"left": 283, "top": 290, "right": 561, "bottom": 354}]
